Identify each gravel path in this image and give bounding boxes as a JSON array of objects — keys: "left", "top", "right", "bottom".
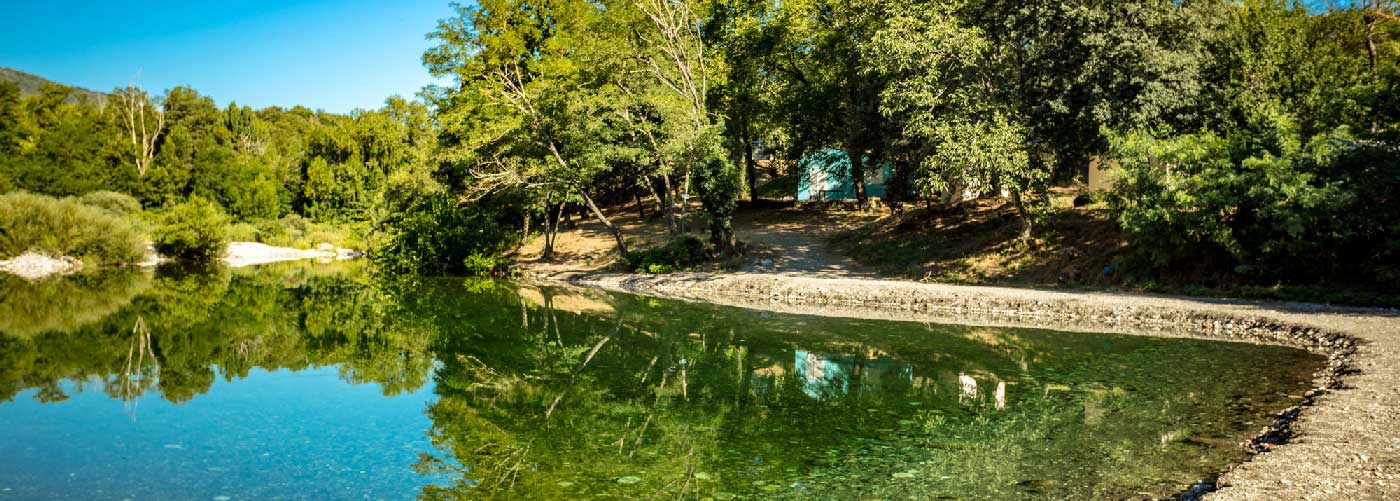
[{"left": 538, "top": 271, "right": 1400, "bottom": 500}]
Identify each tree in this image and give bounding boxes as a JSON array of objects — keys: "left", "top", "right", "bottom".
[
  {"left": 114, "top": 85, "right": 165, "bottom": 177},
  {"left": 864, "top": 0, "right": 1037, "bottom": 236},
  {"left": 707, "top": 0, "right": 779, "bottom": 201},
  {"left": 764, "top": 0, "right": 892, "bottom": 209},
  {"left": 621, "top": 0, "right": 741, "bottom": 250},
  {"left": 426, "top": 0, "right": 631, "bottom": 256}
]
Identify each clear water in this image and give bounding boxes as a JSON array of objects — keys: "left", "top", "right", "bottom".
[{"left": 0, "top": 262, "right": 1324, "bottom": 499}]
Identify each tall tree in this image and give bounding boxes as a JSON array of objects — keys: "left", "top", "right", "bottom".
[
  {"left": 623, "top": 0, "right": 740, "bottom": 249},
  {"left": 426, "top": 0, "right": 631, "bottom": 256},
  {"left": 114, "top": 85, "right": 165, "bottom": 177}
]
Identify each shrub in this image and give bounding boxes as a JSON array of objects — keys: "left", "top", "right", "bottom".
[
  {"left": 0, "top": 191, "right": 146, "bottom": 264},
  {"left": 153, "top": 197, "right": 230, "bottom": 261},
  {"left": 371, "top": 192, "right": 514, "bottom": 276},
  {"left": 624, "top": 237, "right": 711, "bottom": 274},
  {"left": 463, "top": 252, "right": 507, "bottom": 277},
  {"left": 226, "top": 222, "right": 259, "bottom": 242},
  {"left": 1109, "top": 127, "right": 1400, "bottom": 287},
  {"left": 78, "top": 191, "right": 142, "bottom": 216},
  {"left": 248, "top": 214, "right": 363, "bottom": 250}
]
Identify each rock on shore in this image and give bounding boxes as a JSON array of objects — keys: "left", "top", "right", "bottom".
[
  {"left": 0, "top": 252, "right": 83, "bottom": 280},
  {"left": 1, "top": 242, "right": 365, "bottom": 279},
  {"left": 220, "top": 242, "right": 363, "bottom": 268}
]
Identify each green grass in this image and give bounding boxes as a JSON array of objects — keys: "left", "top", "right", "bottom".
[{"left": 0, "top": 191, "right": 146, "bottom": 265}]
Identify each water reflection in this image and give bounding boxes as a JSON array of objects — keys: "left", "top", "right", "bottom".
[
  {"left": 0, "top": 267, "right": 1327, "bottom": 500},
  {"left": 794, "top": 349, "right": 913, "bottom": 400}
]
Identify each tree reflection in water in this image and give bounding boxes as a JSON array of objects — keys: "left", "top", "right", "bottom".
[{"left": 0, "top": 266, "right": 1326, "bottom": 499}]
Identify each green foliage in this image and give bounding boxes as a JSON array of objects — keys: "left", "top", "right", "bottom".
[
  {"left": 371, "top": 192, "right": 514, "bottom": 276},
  {"left": 226, "top": 222, "right": 259, "bottom": 242},
  {"left": 77, "top": 190, "right": 142, "bottom": 216},
  {"left": 0, "top": 191, "right": 146, "bottom": 264},
  {"left": 624, "top": 236, "right": 711, "bottom": 274},
  {"left": 1110, "top": 127, "right": 1400, "bottom": 286},
  {"left": 152, "top": 196, "right": 230, "bottom": 261},
  {"left": 695, "top": 156, "right": 742, "bottom": 251},
  {"left": 462, "top": 252, "right": 508, "bottom": 277},
  {"left": 0, "top": 72, "right": 433, "bottom": 241}
]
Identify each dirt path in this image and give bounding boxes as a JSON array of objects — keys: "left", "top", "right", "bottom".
[
  {"left": 541, "top": 272, "right": 1400, "bottom": 500},
  {"left": 733, "top": 209, "right": 881, "bottom": 277}
]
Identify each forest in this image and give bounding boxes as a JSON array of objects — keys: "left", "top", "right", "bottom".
[{"left": 1, "top": 0, "right": 1398, "bottom": 290}]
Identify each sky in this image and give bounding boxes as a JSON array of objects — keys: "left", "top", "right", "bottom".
[{"left": 0, "top": 0, "right": 462, "bottom": 113}]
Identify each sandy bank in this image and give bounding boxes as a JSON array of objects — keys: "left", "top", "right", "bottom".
[
  {"left": 537, "top": 271, "right": 1399, "bottom": 500},
  {"left": 219, "top": 242, "right": 363, "bottom": 268}
]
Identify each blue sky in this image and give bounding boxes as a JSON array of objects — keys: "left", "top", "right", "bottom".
[{"left": 0, "top": 0, "right": 462, "bottom": 113}]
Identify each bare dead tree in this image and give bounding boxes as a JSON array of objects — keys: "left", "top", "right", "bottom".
[{"left": 114, "top": 86, "right": 165, "bottom": 177}]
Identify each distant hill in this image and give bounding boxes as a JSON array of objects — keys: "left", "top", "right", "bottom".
[{"left": 0, "top": 67, "right": 108, "bottom": 104}]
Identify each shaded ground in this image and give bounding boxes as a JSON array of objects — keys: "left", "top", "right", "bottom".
[
  {"left": 733, "top": 207, "right": 880, "bottom": 277},
  {"left": 514, "top": 203, "right": 880, "bottom": 277},
  {"left": 832, "top": 194, "right": 1126, "bottom": 286}
]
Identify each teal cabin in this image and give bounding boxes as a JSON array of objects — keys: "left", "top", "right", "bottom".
[{"left": 796, "top": 148, "right": 895, "bottom": 201}]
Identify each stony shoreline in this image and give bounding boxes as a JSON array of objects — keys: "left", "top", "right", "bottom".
[{"left": 535, "top": 271, "right": 1399, "bottom": 500}]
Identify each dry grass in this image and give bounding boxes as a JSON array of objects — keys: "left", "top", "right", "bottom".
[{"left": 832, "top": 192, "right": 1128, "bottom": 287}]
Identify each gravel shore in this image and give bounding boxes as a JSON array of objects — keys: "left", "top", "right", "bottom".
[{"left": 540, "top": 271, "right": 1399, "bottom": 500}]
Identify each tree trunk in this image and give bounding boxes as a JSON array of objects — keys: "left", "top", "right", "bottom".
[
  {"left": 711, "top": 219, "right": 736, "bottom": 255},
  {"left": 569, "top": 179, "right": 629, "bottom": 256},
  {"left": 544, "top": 201, "right": 564, "bottom": 261},
  {"left": 658, "top": 174, "right": 680, "bottom": 236},
  {"left": 1366, "top": 11, "right": 1381, "bottom": 134},
  {"left": 643, "top": 176, "right": 675, "bottom": 234},
  {"left": 844, "top": 45, "right": 869, "bottom": 210},
  {"left": 743, "top": 125, "right": 758, "bottom": 202},
  {"left": 520, "top": 212, "right": 531, "bottom": 248},
  {"left": 541, "top": 137, "right": 628, "bottom": 256},
  {"left": 1011, "top": 188, "right": 1033, "bottom": 241},
  {"left": 847, "top": 145, "right": 867, "bottom": 209},
  {"left": 635, "top": 193, "right": 647, "bottom": 220},
  {"left": 676, "top": 171, "right": 691, "bottom": 234}
]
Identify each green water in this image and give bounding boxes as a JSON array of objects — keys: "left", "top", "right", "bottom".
[{"left": 0, "top": 263, "right": 1323, "bottom": 499}]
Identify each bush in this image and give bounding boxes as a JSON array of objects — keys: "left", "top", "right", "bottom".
[
  {"left": 248, "top": 214, "right": 362, "bottom": 250},
  {"left": 153, "top": 197, "right": 230, "bottom": 261},
  {"left": 226, "top": 222, "right": 259, "bottom": 242},
  {"left": 463, "top": 252, "right": 508, "bottom": 277},
  {"left": 371, "top": 192, "right": 514, "bottom": 275},
  {"left": 624, "top": 237, "right": 711, "bottom": 274},
  {"left": 0, "top": 191, "right": 146, "bottom": 264},
  {"left": 78, "top": 191, "right": 142, "bottom": 216},
  {"left": 1109, "top": 127, "right": 1400, "bottom": 287}
]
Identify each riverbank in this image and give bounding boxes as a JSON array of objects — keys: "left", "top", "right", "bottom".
[
  {"left": 536, "top": 271, "right": 1399, "bottom": 500},
  {"left": 219, "top": 241, "right": 363, "bottom": 268}
]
